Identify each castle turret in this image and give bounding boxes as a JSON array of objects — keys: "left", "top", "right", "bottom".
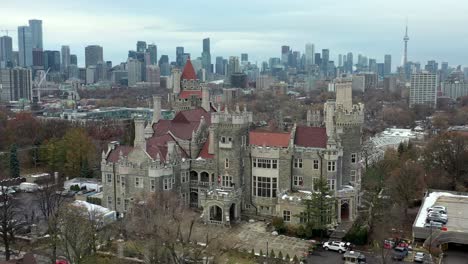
[
  {"left": 152, "top": 95, "right": 161, "bottom": 124},
  {"left": 134, "top": 118, "right": 146, "bottom": 151},
  {"left": 202, "top": 85, "right": 210, "bottom": 112},
  {"left": 171, "top": 69, "right": 181, "bottom": 94}
]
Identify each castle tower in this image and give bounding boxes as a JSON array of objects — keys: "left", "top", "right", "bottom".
[
  {"left": 134, "top": 118, "right": 146, "bottom": 151},
  {"left": 201, "top": 85, "right": 210, "bottom": 112},
  {"left": 171, "top": 69, "right": 181, "bottom": 94}
]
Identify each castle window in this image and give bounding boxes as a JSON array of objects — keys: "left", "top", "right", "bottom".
[
  {"left": 225, "top": 158, "right": 229, "bottom": 168},
  {"left": 294, "top": 158, "right": 303, "bottom": 168},
  {"left": 222, "top": 175, "right": 232, "bottom": 187},
  {"left": 150, "top": 179, "right": 156, "bottom": 192},
  {"left": 117, "top": 175, "right": 120, "bottom": 184},
  {"left": 293, "top": 175, "right": 303, "bottom": 187},
  {"left": 350, "top": 170, "right": 356, "bottom": 182},
  {"left": 327, "top": 161, "right": 336, "bottom": 172},
  {"left": 106, "top": 174, "right": 112, "bottom": 183},
  {"left": 299, "top": 212, "right": 308, "bottom": 223},
  {"left": 313, "top": 160, "right": 319, "bottom": 170},
  {"left": 135, "top": 177, "right": 142, "bottom": 188},
  {"left": 117, "top": 197, "right": 121, "bottom": 206},
  {"left": 351, "top": 153, "right": 357, "bottom": 163},
  {"left": 283, "top": 210, "right": 291, "bottom": 222},
  {"left": 124, "top": 199, "right": 129, "bottom": 211},
  {"left": 163, "top": 178, "right": 173, "bottom": 190},
  {"left": 328, "top": 179, "right": 336, "bottom": 191},
  {"left": 272, "top": 160, "right": 278, "bottom": 169},
  {"left": 107, "top": 196, "right": 112, "bottom": 207},
  {"left": 228, "top": 137, "right": 233, "bottom": 142},
  {"left": 253, "top": 176, "right": 277, "bottom": 198},
  {"left": 241, "top": 136, "right": 246, "bottom": 146},
  {"left": 181, "top": 171, "right": 188, "bottom": 183},
  {"left": 221, "top": 136, "right": 226, "bottom": 143},
  {"left": 121, "top": 176, "right": 125, "bottom": 188}
]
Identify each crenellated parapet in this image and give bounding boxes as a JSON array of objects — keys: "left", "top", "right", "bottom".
[
  {"left": 211, "top": 105, "right": 252, "bottom": 126},
  {"left": 335, "top": 103, "right": 365, "bottom": 126}
]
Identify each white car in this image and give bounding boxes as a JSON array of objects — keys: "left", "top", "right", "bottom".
[
  {"left": 414, "top": 252, "right": 424, "bottom": 262},
  {"left": 322, "top": 241, "right": 349, "bottom": 253}
]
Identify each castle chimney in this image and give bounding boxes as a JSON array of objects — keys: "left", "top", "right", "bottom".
[
  {"left": 172, "top": 69, "right": 181, "bottom": 94},
  {"left": 134, "top": 118, "right": 146, "bottom": 151},
  {"left": 152, "top": 95, "right": 161, "bottom": 124},
  {"left": 306, "top": 110, "right": 312, "bottom": 126},
  {"left": 208, "top": 127, "right": 215, "bottom": 155},
  {"left": 167, "top": 141, "right": 176, "bottom": 161},
  {"left": 202, "top": 86, "right": 210, "bottom": 112}
]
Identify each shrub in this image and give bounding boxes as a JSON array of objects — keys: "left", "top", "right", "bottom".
[
  {"left": 272, "top": 217, "right": 286, "bottom": 234},
  {"left": 343, "top": 225, "right": 368, "bottom": 245},
  {"left": 285, "top": 253, "right": 290, "bottom": 261},
  {"left": 278, "top": 251, "right": 283, "bottom": 260},
  {"left": 251, "top": 248, "right": 255, "bottom": 255},
  {"left": 270, "top": 249, "right": 275, "bottom": 258},
  {"left": 259, "top": 249, "right": 263, "bottom": 257}
]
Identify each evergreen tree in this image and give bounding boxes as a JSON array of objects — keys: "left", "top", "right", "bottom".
[{"left": 9, "top": 144, "right": 19, "bottom": 178}]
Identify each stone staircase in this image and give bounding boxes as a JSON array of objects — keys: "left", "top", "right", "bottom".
[{"left": 330, "top": 221, "right": 354, "bottom": 240}]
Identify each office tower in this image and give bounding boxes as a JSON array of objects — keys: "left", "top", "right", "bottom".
[
  {"left": 127, "top": 58, "right": 142, "bottom": 86},
  {"left": 70, "top": 54, "right": 77, "bottom": 65},
  {"left": 0, "top": 68, "right": 32, "bottom": 102},
  {"left": 0, "top": 36, "right": 13, "bottom": 68},
  {"left": 384, "top": 76, "right": 397, "bottom": 92},
  {"left": 384, "top": 54, "right": 392, "bottom": 76},
  {"left": 440, "top": 62, "right": 448, "bottom": 82},
  {"left": 85, "top": 45, "right": 103, "bottom": 67},
  {"left": 409, "top": 72, "right": 437, "bottom": 108},
  {"left": 146, "top": 65, "right": 160, "bottom": 85},
  {"left": 147, "top": 44, "right": 157, "bottom": 65},
  {"left": 136, "top": 41, "right": 147, "bottom": 53},
  {"left": 215, "top": 56, "right": 225, "bottom": 75},
  {"left": 314, "top": 53, "right": 321, "bottom": 67},
  {"left": 86, "top": 66, "right": 96, "bottom": 84},
  {"left": 321, "top": 49, "right": 330, "bottom": 72},
  {"left": 346, "top": 52, "right": 353, "bottom": 73},
  {"left": 201, "top": 38, "right": 211, "bottom": 73},
  {"left": 369, "top": 59, "right": 377, "bottom": 73},
  {"left": 425, "top": 60, "right": 438, "bottom": 74},
  {"left": 305, "top": 43, "right": 315, "bottom": 66},
  {"left": 338, "top": 54, "right": 343, "bottom": 67},
  {"left": 227, "top": 56, "right": 240, "bottom": 80},
  {"left": 61, "top": 45, "right": 70, "bottom": 73},
  {"left": 281, "top": 45, "right": 290, "bottom": 65},
  {"left": 18, "top": 26, "right": 33, "bottom": 67},
  {"left": 43, "top": 50, "right": 61, "bottom": 72},
  {"left": 464, "top": 67, "right": 468, "bottom": 81},
  {"left": 377, "top": 63, "right": 385, "bottom": 78},
  {"left": 158, "top": 55, "right": 169, "bottom": 76},
  {"left": 176, "top": 47, "right": 184, "bottom": 67},
  {"left": 241, "top": 53, "right": 248, "bottom": 63},
  {"left": 32, "top": 49, "right": 44, "bottom": 68},
  {"left": 28, "top": 19, "right": 43, "bottom": 50},
  {"left": 181, "top": 53, "right": 190, "bottom": 68}
]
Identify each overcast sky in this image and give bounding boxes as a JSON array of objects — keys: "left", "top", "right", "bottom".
[{"left": 2, "top": 0, "right": 468, "bottom": 68}]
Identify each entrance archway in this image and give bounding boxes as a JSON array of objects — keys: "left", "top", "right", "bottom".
[
  {"left": 209, "top": 205, "right": 223, "bottom": 222},
  {"left": 190, "top": 171, "right": 198, "bottom": 182},
  {"left": 190, "top": 190, "right": 198, "bottom": 207},
  {"left": 341, "top": 201, "right": 350, "bottom": 221},
  {"left": 200, "top": 172, "right": 209, "bottom": 183},
  {"left": 229, "top": 203, "right": 236, "bottom": 223}
]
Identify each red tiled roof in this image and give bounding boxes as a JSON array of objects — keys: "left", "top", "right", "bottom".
[
  {"left": 181, "top": 59, "right": 197, "bottom": 80},
  {"left": 249, "top": 130, "right": 290, "bottom": 148},
  {"left": 107, "top": 146, "right": 133, "bottom": 162},
  {"left": 179, "top": 90, "right": 202, "bottom": 99},
  {"left": 153, "top": 108, "right": 211, "bottom": 140},
  {"left": 146, "top": 134, "right": 188, "bottom": 161},
  {"left": 198, "top": 140, "right": 214, "bottom": 159},
  {"left": 294, "top": 126, "right": 327, "bottom": 148}
]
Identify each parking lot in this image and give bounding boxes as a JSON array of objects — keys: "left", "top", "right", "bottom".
[{"left": 306, "top": 248, "right": 417, "bottom": 264}]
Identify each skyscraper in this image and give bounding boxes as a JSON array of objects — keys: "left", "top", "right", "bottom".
[
  {"left": 61, "top": 45, "right": 70, "bottom": 73},
  {"left": 158, "top": 55, "right": 170, "bottom": 76},
  {"left": 28, "top": 19, "right": 43, "bottom": 50},
  {"left": 127, "top": 58, "right": 142, "bottom": 86},
  {"left": 0, "top": 36, "right": 13, "bottom": 67},
  {"left": 146, "top": 44, "right": 157, "bottom": 65},
  {"left": 281, "top": 46, "right": 290, "bottom": 65},
  {"left": 215, "top": 56, "right": 225, "bottom": 75},
  {"left": 43, "top": 50, "right": 61, "bottom": 72},
  {"left": 227, "top": 56, "right": 240, "bottom": 80},
  {"left": 0, "top": 68, "right": 33, "bottom": 102},
  {"left": 70, "top": 54, "right": 77, "bottom": 65},
  {"left": 241, "top": 53, "right": 248, "bottom": 63},
  {"left": 201, "top": 38, "right": 211, "bottom": 73},
  {"left": 18, "top": 26, "right": 33, "bottom": 67},
  {"left": 384, "top": 54, "right": 392, "bottom": 76},
  {"left": 85, "top": 45, "right": 103, "bottom": 67},
  {"left": 136, "top": 41, "right": 147, "bottom": 53},
  {"left": 322, "top": 49, "right": 330, "bottom": 73},
  {"left": 176, "top": 47, "right": 184, "bottom": 68},
  {"left": 346, "top": 52, "right": 353, "bottom": 73},
  {"left": 409, "top": 72, "right": 437, "bottom": 108},
  {"left": 305, "top": 43, "right": 315, "bottom": 66}
]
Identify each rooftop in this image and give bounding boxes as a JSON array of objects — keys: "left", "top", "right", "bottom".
[
  {"left": 294, "top": 126, "right": 327, "bottom": 148},
  {"left": 249, "top": 130, "right": 290, "bottom": 148}
]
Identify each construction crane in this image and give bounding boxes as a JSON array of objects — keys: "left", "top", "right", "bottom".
[
  {"left": 33, "top": 68, "right": 51, "bottom": 103},
  {"left": 0, "top": 29, "right": 15, "bottom": 36}
]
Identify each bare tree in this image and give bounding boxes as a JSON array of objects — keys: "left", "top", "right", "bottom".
[
  {"left": 35, "top": 182, "right": 67, "bottom": 264},
  {"left": 0, "top": 185, "right": 26, "bottom": 260}
]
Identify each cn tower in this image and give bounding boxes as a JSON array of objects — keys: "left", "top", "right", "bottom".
[{"left": 403, "top": 22, "right": 409, "bottom": 66}]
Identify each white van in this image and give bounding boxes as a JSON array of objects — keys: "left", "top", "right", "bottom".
[{"left": 19, "top": 182, "right": 39, "bottom": 192}]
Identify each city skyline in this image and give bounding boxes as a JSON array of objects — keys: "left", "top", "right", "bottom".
[{"left": 1, "top": 0, "right": 468, "bottom": 68}]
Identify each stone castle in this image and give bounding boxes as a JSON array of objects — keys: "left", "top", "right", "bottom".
[{"left": 101, "top": 62, "right": 364, "bottom": 227}]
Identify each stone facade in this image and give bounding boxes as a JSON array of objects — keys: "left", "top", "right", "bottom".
[{"left": 101, "top": 62, "right": 364, "bottom": 227}]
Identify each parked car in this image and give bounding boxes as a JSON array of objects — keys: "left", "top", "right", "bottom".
[
  {"left": 414, "top": 252, "right": 425, "bottom": 263},
  {"left": 424, "top": 221, "right": 444, "bottom": 229},
  {"left": 323, "top": 241, "right": 349, "bottom": 253},
  {"left": 383, "top": 239, "right": 395, "bottom": 249},
  {"left": 343, "top": 250, "right": 366, "bottom": 264},
  {"left": 392, "top": 246, "right": 408, "bottom": 261},
  {"left": 427, "top": 205, "right": 447, "bottom": 213},
  {"left": 19, "top": 182, "right": 39, "bottom": 192},
  {"left": 426, "top": 212, "right": 447, "bottom": 224}
]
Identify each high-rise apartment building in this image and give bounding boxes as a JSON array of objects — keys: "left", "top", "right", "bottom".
[
  {"left": 28, "top": 19, "right": 43, "bottom": 50},
  {"left": 0, "top": 36, "right": 13, "bottom": 68},
  {"left": 410, "top": 72, "right": 437, "bottom": 108},
  {"left": 127, "top": 58, "right": 142, "bottom": 86},
  {"left": 61, "top": 45, "right": 70, "bottom": 73},
  {"left": 281, "top": 45, "right": 290, "bottom": 65},
  {"left": 158, "top": 55, "right": 170, "bottom": 76},
  {"left": 85, "top": 45, "right": 103, "bottom": 68},
  {"left": 384, "top": 54, "right": 392, "bottom": 76},
  {"left": 346, "top": 52, "right": 353, "bottom": 73},
  {"left": 18, "top": 26, "right": 33, "bottom": 67},
  {"left": 0, "top": 67, "right": 33, "bottom": 102},
  {"left": 321, "top": 49, "right": 330, "bottom": 72},
  {"left": 227, "top": 56, "right": 240, "bottom": 79}
]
